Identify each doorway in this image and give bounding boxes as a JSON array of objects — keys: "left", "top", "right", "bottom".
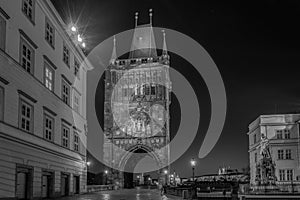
[
  {"left": 73, "top": 175, "right": 80, "bottom": 194},
  {"left": 16, "top": 166, "right": 32, "bottom": 200},
  {"left": 41, "top": 171, "right": 53, "bottom": 198},
  {"left": 124, "top": 172, "right": 134, "bottom": 188},
  {"left": 61, "top": 173, "right": 69, "bottom": 196}
]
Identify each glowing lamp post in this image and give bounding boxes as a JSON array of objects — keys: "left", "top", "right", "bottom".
[
  {"left": 104, "top": 170, "right": 108, "bottom": 185},
  {"left": 190, "top": 158, "right": 196, "bottom": 182},
  {"left": 164, "top": 169, "right": 168, "bottom": 185}
]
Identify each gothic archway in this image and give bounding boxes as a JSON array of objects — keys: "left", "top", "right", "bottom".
[{"left": 119, "top": 145, "right": 162, "bottom": 188}]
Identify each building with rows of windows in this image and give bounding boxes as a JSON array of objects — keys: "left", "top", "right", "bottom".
[
  {"left": 248, "top": 114, "right": 300, "bottom": 192},
  {"left": 0, "top": 0, "right": 91, "bottom": 199}
]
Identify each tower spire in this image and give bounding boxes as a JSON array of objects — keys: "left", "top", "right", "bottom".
[
  {"left": 149, "top": 9, "right": 153, "bottom": 25},
  {"left": 135, "top": 12, "right": 138, "bottom": 27},
  {"left": 110, "top": 35, "right": 117, "bottom": 64},
  {"left": 162, "top": 30, "right": 168, "bottom": 55}
]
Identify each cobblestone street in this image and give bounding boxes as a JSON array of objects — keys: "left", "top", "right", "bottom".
[{"left": 53, "top": 189, "right": 182, "bottom": 200}]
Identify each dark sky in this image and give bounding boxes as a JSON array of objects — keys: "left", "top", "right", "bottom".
[{"left": 52, "top": 0, "right": 300, "bottom": 177}]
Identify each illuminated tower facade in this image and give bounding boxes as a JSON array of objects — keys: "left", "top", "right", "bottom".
[{"left": 103, "top": 10, "right": 171, "bottom": 188}]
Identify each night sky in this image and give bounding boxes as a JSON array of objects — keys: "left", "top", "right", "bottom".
[{"left": 52, "top": 0, "right": 300, "bottom": 178}]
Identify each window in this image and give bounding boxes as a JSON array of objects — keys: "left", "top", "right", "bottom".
[
  {"left": 278, "top": 149, "right": 284, "bottom": 160},
  {"left": 254, "top": 152, "right": 257, "bottom": 163},
  {"left": 62, "top": 78, "right": 70, "bottom": 105},
  {"left": 20, "top": 38, "right": 34, "bottom": 74},
  {"left": 74, "top": 59, "right": 80, "bottom": 78},
  {"left": 145, "top": 85, "right": 150, "bottom": 95},
  {"left": 45, "top": 17, "right": 55, "bottom": 47},
  {"left": 253, "top": 134, "right": 257, "bottom": 144},
  {"left": 62, "top": 125, "right": 70, "bottom": 148},
  {"left": 44, "top": 61, "right": 54, "bottom": 91},
  {"left": 74, "top": 131, "right": 79, "bottom": 152},
  {"left": 44, "top": 114, "right": 54, "bottom": 141},
  {"left": 0, "top": 87, "right": 4, "bottom": 121},
  {"left": 73, "top": 91, "right": 80, "bottom": 113},
  {"left": 22, "top": 0, "right": 35, "bottom": 23},
  {"left": 287, "top": 169, "right": 293, "bottom": 181},
  {"left": 279, "top": 169, "right": 285, "bottom": 181},
  {"left": 276, "top": 131, "right": 283, "bottom": 139},
  {"left": 0, "top": 15, "right": 6, "bottom": 51},
  {"left": 151, "top": 85, "right": 156, "bottom": 95},
  {"left": 19, "top": 99, "right": 33, "bottom": 132},
  {"left": 284, "top": 130, "right": 290, "bottom": 139},
  {"left": 286, "top": 149, "right": 292, "bottom": 159},
  {"left": 63, "top": 44, "right": 70, "bottom": 67}
]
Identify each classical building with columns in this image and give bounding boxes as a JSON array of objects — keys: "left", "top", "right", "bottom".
[
  {"left": 248, "top": 114, "right": 300, "bottom": 192},
  {"left": 0, "top": 0, "right": 91, "bottom": 198}
]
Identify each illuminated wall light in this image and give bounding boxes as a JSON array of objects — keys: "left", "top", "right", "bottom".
[
  {"left": 82, "top": 42, "right": 86, "bottom": 48},
  {"left": 77, "top": 34, "right": 83, "bottom": 42},
  {"left": 71, "top": 26, "right": 77, "bottom": 32}
]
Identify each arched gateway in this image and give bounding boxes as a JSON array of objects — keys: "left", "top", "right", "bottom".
[{"left": 103, "top": 10, "right": 171, "bottom": 188}]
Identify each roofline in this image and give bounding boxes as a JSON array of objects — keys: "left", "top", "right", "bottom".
[{"left": 38, "top": 0, "right": 93, "bottom": 71}]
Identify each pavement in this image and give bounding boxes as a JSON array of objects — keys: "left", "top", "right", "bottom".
[{"left": 53, "top": 188, "right": 183, "bottom": 200}]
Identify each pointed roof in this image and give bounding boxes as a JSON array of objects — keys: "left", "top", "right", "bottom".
[
  {"left": 110, "top": 36, "right": 117, "bottom": 64},
  {"left": 162, "top": 30, "right": 168, "bottom": 55},
  {"left": 129, "top": 24, "right": 157, "bottom": 58},
  {"left": 129, "top": 9, "right": 157, "bottom": 59}
]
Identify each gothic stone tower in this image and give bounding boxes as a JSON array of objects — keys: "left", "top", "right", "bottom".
[{"left": 103, "top": 11, "right": 171, "bottom": 188}]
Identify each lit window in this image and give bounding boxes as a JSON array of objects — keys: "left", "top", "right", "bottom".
[
  {"left": 62, "top": 125, "right": 69, "bottom": 148},
  {"left": 20, "top": 38, "right": 34, "bottom": 74},
  {"left": 19, "top": 99, "right": 33, "bottom": 132},
  {"left": 278, "top": 149, "right": 284, "bottom": 160},
  {"left": 44, "top": 114, "right": 54, "bottom": 141},
  {"left": 74, "top": 59, "right": 80, "bottom": 78},
  {"left": 73, "top": 91, "right": 80, "bottom": 113},
  {"left": 287, "top": 169, "right": 293, "bottom": 181},
  {"left": 45, "top": 17, "right": 55, "bottom": 47},
  {"left": 63, "top": 44, "right": 70, "bottom": 66},
  {"left": 0, "top": 87, "right": 4, "bottom": 121},
  {"left": 74, "top": 131, "right": 79, "bottom": 152},
  {"left": 22, "top": 0, "right": 35, "bottom": 23},
  {"left": 286, "top": 149, "right": 292, "bottom": 159},
  {"left": 279, "top": 169, "right": 285, "bottom": 181},
  {"left": 62, "top": 78, "right": 70, "bottom": 105},
  {"left": 44, "top": 62, "right": 54, "bottom": 91}
]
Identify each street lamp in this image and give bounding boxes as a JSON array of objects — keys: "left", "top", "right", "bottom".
[
  {"left": 104, "top": 170, "right": 108, "bottom": 185},
  {"left": 163, "top": 169, "right": 168, "bottom": 185},
  {"left": 190, "top": 158, "right": 196, "bottom": 182}
]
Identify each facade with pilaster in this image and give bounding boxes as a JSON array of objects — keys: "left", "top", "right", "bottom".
[{"left": 0, "top": 0, "right": 91, "bottom": 198}]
